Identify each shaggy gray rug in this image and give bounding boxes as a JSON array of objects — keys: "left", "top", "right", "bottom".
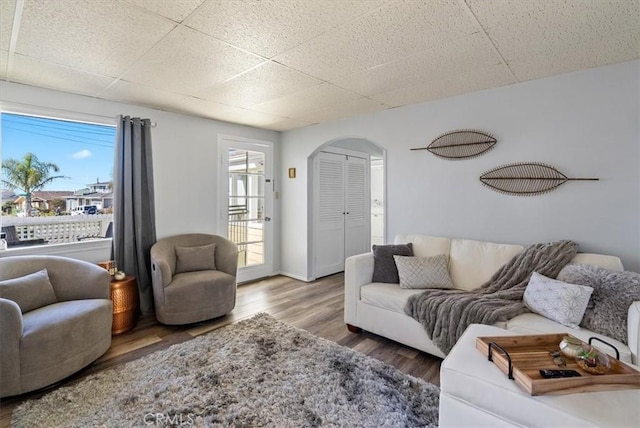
[{"left": 13, "top": 313, "right": 439, "bottom": 427}]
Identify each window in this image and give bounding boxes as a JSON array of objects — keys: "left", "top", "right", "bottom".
[
  {"left": 1, "top": 112, "right": 116, "bottom": 247},
  {"left": 228, "top": 148, "right": 266, "bottom": 268}
]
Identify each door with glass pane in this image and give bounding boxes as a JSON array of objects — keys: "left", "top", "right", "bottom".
[{"left": 219, "top": 137, "right": 273, "bottom": 283}]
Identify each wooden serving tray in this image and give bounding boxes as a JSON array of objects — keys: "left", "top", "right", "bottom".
[{"left": 476, "top": 333, "right": 640, "bottom": 395}]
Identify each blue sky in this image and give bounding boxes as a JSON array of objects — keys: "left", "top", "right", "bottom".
[{"left": 1, "top": 113, "right": 115, "bottom": 191}]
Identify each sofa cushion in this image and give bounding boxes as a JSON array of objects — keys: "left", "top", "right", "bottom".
[
  {"left": 21, "top": 299, "right": 113, "bottom": 375},
  {"left": 523, "top": 272, "right": 593, "bottom": 329},
  {"left": 359, "top": 282, "right": 507, "bottom": 326},
  {"left": 175, "top": 243, "right": 216, "bottom": 274},
  {"left": 372, "top": 243, "right": 413, "bottom": 283},
  {"left": 505, "top": 313, "right": 632, "bottom": 363},
  {"left": 394, "top": 254, "right": 453, "bottom": 289},
  {"left": 449, "top": 239, "right": 524, "bottom": 291},
  {"left": 394, "top": 235, "right": 451, "bottom": 259},
  {"left": 164, "top": 270, "right": 236, "bottom": 315},
  {"left": 558, "top": 264, "right": 640, "bottom": 344},
  {"left": 0, "top": 269, "right": 57, "bottom": 313},
  {"left": 360, "top": 283, "right": 424, "bottom": 314},
  {"left": 569, "top": 253, "right": 623, "bottom": 271}
]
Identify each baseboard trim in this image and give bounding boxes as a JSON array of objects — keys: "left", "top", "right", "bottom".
[{"left": 279, "top": 271, "right": 312, "bottom": 282}]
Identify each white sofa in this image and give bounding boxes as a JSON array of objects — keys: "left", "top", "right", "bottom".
[{"left": 344, "top": 234, "right": 640, "bottom": 365}]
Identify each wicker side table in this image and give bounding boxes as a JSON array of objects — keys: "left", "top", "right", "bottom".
[{"left": 110, "top": 275, "right": 139, "bottom": 335}]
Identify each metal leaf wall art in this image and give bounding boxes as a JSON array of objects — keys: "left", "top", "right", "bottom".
[
  {"left": 411, "top": 130, "right": 497, "bottom": 160},
  {"left": 479, "top": 162, "right": 599, "bottom": 196}
]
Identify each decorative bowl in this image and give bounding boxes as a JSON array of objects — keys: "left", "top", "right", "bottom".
[{"left": 576, "top": 346, "right": 611, "bottom": 375}]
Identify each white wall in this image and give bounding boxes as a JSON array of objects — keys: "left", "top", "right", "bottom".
[
  {"left": 0, "top": 82, "right": 280, "bottom": 266},
  {"left": 280, "top": 60, "right": 640, "bottom": 278}
]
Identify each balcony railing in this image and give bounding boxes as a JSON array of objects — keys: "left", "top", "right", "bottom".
[
  {"left": 228, "top": 205, "right": 264, "bottom": 267},
  {"left": 2, "top": 214, "right": 113, "bottom": 246}
]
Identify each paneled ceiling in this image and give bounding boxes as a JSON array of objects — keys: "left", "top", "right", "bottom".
[{"left": 1, "top": 0, "right": 638, "bottom": 131}]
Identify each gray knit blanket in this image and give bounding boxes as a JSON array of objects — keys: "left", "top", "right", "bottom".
[{"left": 404, "top": 240, "right": 578, "bottom": 354}]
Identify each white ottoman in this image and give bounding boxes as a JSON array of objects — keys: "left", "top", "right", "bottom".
[{"left": 439, "top": 324, "right": 640, "bottom": 427}]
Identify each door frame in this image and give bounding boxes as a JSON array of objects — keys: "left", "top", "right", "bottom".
[{"left": 218, "top": 134, "right": 275, "bottom": 283}]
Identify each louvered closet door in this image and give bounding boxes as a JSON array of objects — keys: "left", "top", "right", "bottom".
[
  {"left": 345, "top": 156, "right": 368, "bottom": 259},
  {"left": 314, "top": 152, "right": 345, "bottom": 278}
]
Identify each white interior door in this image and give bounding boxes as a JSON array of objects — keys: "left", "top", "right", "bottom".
[
  {"left": 314, "top": 152, "right": 345, "bottom": 278},
  {"left": 345, "top": 156, "right": 369, "bottom": 259},
  {"left": 313, "top": 151, "right": 370, "bottom": 278},
  {"left": 219, "top": 136, "right": 273, "bottom": 283}
]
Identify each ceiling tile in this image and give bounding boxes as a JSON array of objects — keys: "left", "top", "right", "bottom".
[
  {"left": 509, "top": 31, "right": 640, "bottom": 82},
  {"left": 198, "top": 61, "right": 321, "bottom": 108},
  {"left": 250, "top": 83, "right": 361, "bottom": 117},
  {"left": 122, "top": 26, "right": 265, "bottom": 95},
  {"left": 331, "top": 33, "right": 504, "bottom": 96},
  {"left": 288, "top": 97, "right": 387, "bottom": 124},
  {"left": 469, "top": 0, "right": 640, "bottom": 33},
  {"left": 186, "top": 0, "right": 386, "bottom": 58},
  {"left": 123, "top": 0, "right": 205, "bottom": 23},
  {"left": 15, "top": 0, "right": 176, "bottom": 77},
  {"left": 254, "top": 116, "right": 314, "bottom": 132},
  {"left": 469, "top": 0, "right": 640, "bottom": 62},
  {"left": 100, "top": 79, "right": 187, "bottom": 110},
  {"left": 215, "top": 105, "right": 295, "bottom": 129},
  {"left": 371, "top": 63, "right": 516, "bottom": 107},
  {"left": 464, "top": 0, "right": 542, "bottom": 30},
  {"left": 7, "top": 54, "right": 114, "bottom": 96},
  {"left": 273, "top": 0, "right": 478, "bottom": 81},
  {"left": 0, "top": 0, "right": 15, "bottom": 50},
  {"left": 170, "top": 96, "right": 235, "bottom": 119}
]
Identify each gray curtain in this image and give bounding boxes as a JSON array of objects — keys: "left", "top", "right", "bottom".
[{"left": 113, "top": 116, "right": 157, "bottom": 315}]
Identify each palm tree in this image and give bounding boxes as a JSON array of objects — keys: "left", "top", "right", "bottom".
[{"left": 2, "top": 153, "right": 67, "bottom": 216}]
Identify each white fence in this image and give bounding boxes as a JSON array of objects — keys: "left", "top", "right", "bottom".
[{"left": 2, "top": 214, "right": 113, "bottom": 245}]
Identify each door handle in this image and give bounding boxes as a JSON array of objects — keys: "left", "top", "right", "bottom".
[{"left": 264, "top": 217, "right": 271, "bottom": 221}]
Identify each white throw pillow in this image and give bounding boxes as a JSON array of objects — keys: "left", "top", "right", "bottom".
[
  {"left": 393, "top": 254, "right": 453, "bottom": 289},
  {"left": 523, "top": 272, "right": 593, "bottom": 329}
]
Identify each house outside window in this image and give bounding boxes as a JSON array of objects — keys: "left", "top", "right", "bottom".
[
  {"left": 1, "top": 111, "right": 116, "bottom": 247},
  {"left": 66, "top": 181, "right": 114, "bottom": 213}
]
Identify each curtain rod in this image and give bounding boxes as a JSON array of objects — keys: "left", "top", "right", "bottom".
[
  {"left": 117, "top": 116, "right": 157, "bottom": 128},
  {"left": 139, "top": 120, "right": 157, "bottom": 128}
]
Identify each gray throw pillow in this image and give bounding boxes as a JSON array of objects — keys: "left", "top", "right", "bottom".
[
  {"left": 0, "top": 268, "right": 57, "bottom": 313},
  {"left": 558, "top": 264, "right": 640, "bottom": 344},
  {"left": 175, "top": 243, "right": 216, "bottom": 274},
  {"left": 372, "top": 243, "right": 413, "bottom": 283},
  {"left": 393, "top": 254, "right": 453, "bottom": 289}
]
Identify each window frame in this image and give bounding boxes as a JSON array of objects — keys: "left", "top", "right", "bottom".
[{"left": 0, "top": 102, "right": 117, "bottom": 258}]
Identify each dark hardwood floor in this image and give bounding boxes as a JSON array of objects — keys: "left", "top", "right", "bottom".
[{"left": 0, "top": 273, "right": 442, "bottom": 426}]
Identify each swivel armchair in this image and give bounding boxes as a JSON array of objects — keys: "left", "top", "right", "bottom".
[
  {"left": 150, "top": 234, "right": 238, "bottom": 325},
  {"left": 0, "top": 255, "right": 112, "bottom": 397}
]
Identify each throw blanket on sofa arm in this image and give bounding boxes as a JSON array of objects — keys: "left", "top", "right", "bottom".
[{"left": 404, "top": 240, "right": 578, "bottom": 354}]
